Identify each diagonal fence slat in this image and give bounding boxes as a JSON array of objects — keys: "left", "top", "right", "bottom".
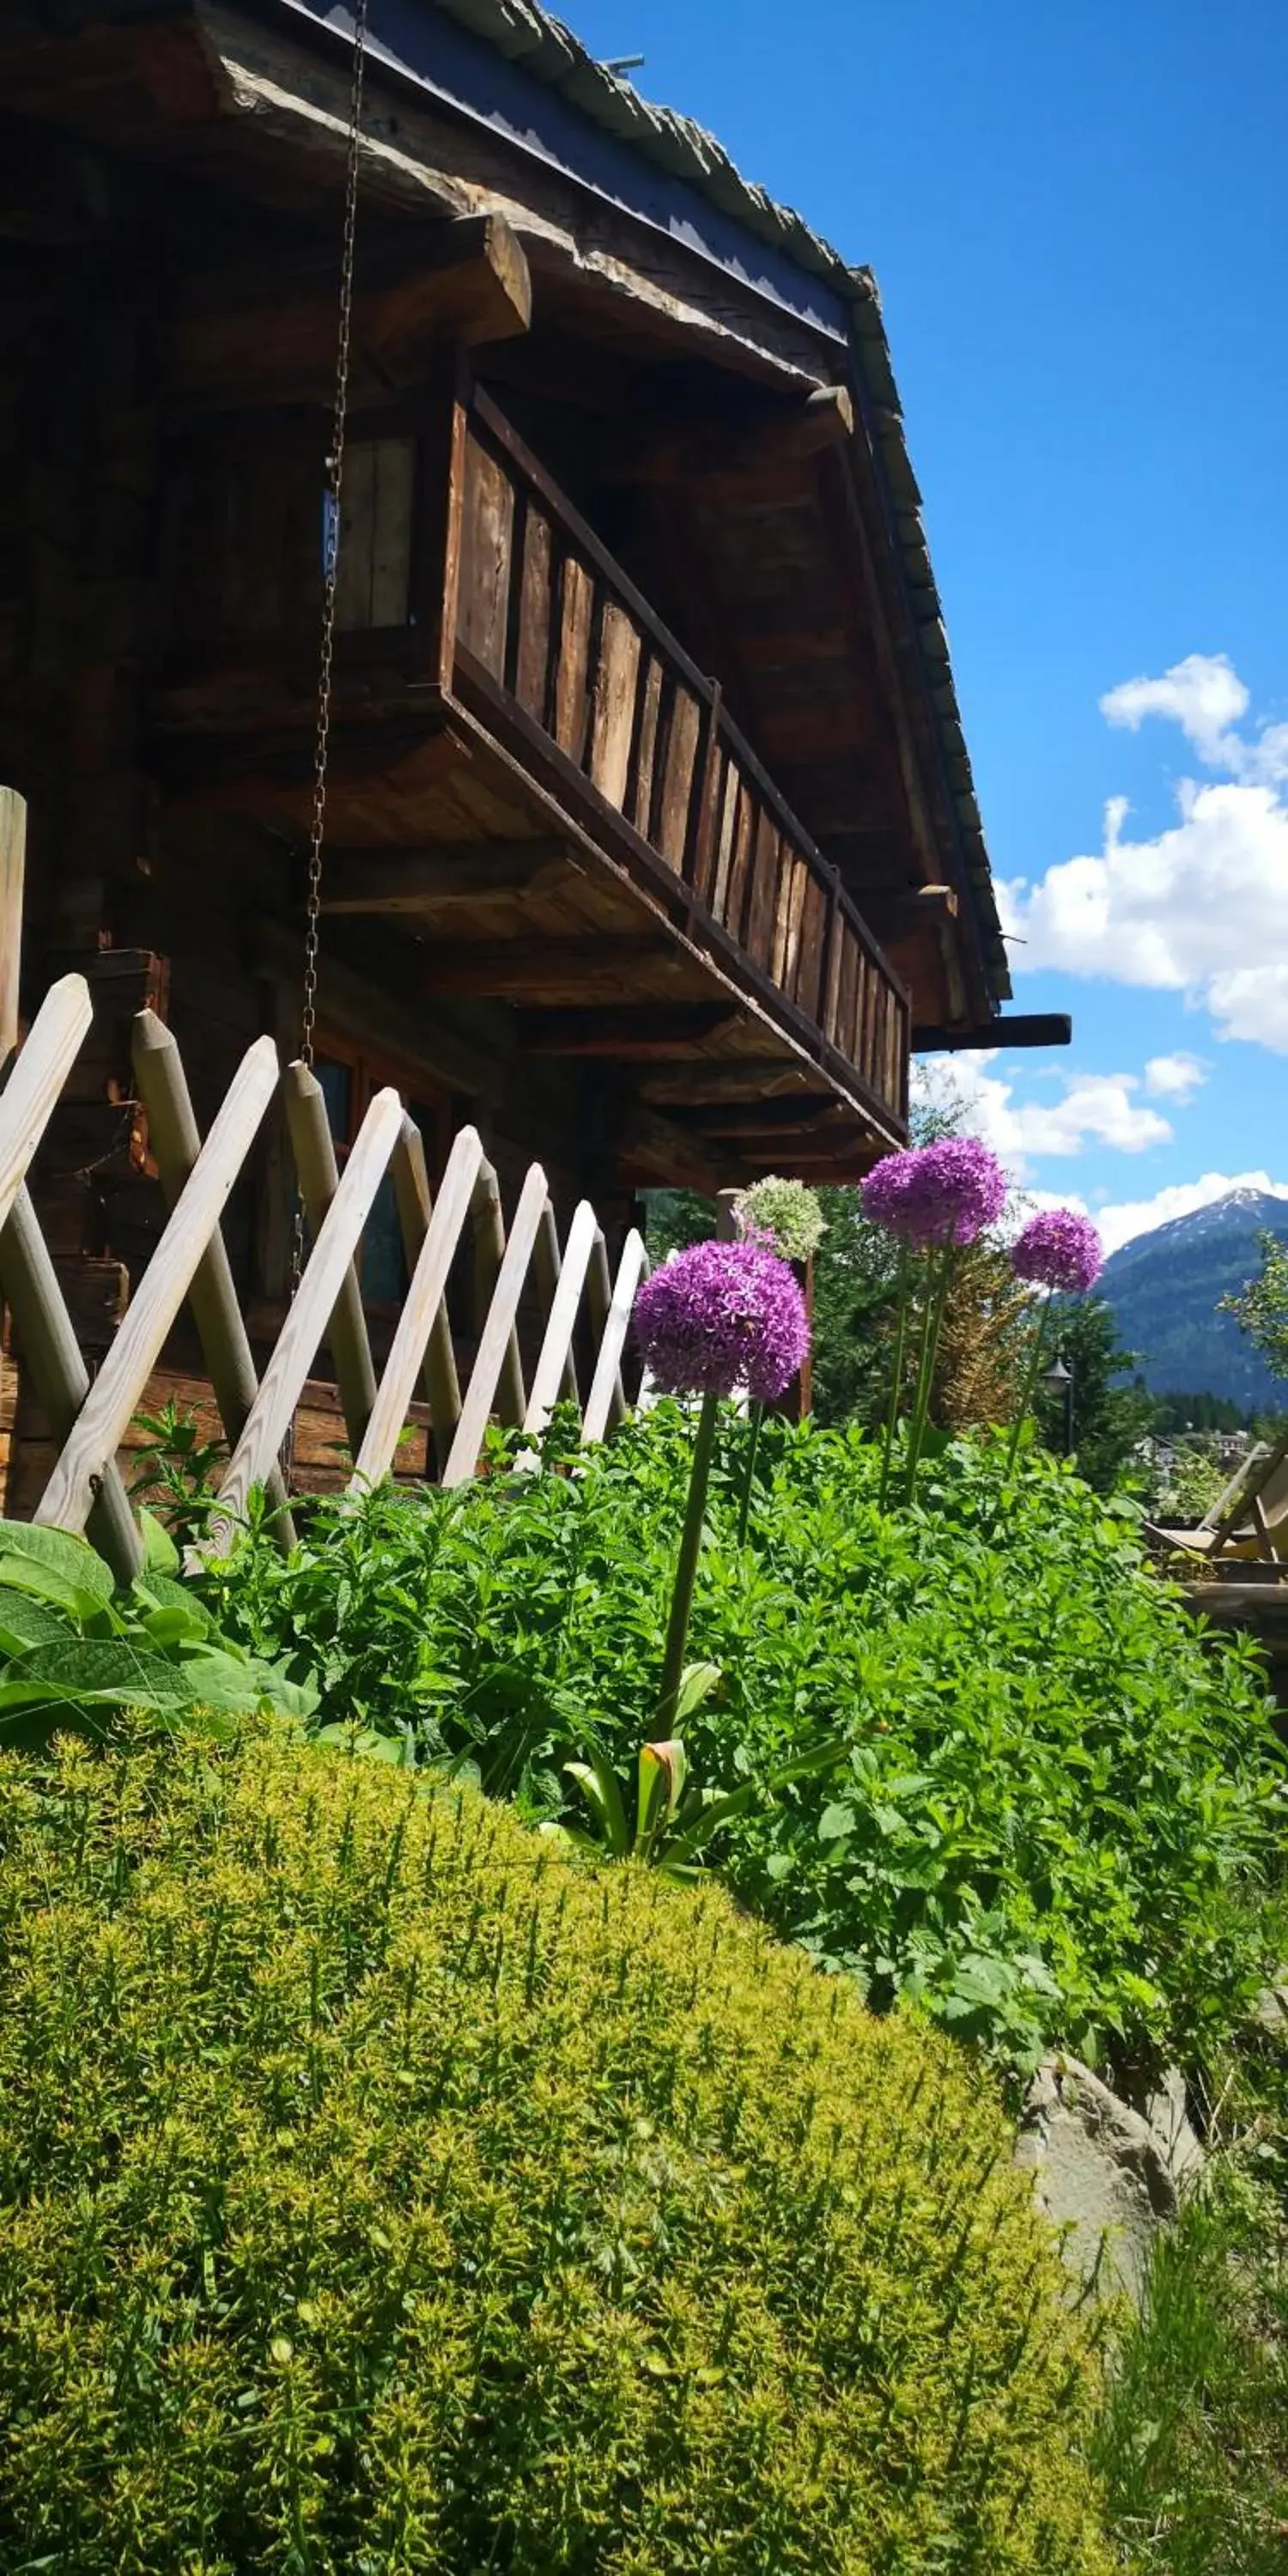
[
  {"left": 532, "top": 1200, "right": 580, "bottom": 1410},
  {"left": 35, "top": 1035, "right": 283, "bottom": 1536},
  {"left": 0, "top": 975, "right": 92, "bottom": 1236},
  {"left": 215, "top": 1084, "right": 405, "bottom": 1530},
  {"left": 283, "top": 1060, "right": 380, "bottom": 1458},
  {"left": 443, "top": 1161, "right": 550, "bottom": 1488},
  {"left": 582, "top": 1229, "right": 648, "bottom": 1446},
  {"left": 4, "top": 971, "right": 653, "bottom": 1558},
  {"left": 389, "top": 1112, "right": 462, "bottom": 1475},
  {"left": 470, "top": 1158, "right": 526, "bottom": 1428},
  {"left": 523, "top": 1198, "right": 597, "bottom": 1444},
  {"left": 350, "top": 1123, "right": 484, "bottom": 1492},
  {"left": 132, "top": 1010, "right": 295, "bottom": 1546}
]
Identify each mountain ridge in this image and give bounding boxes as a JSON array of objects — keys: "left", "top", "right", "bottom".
[{"left": 1097, "top": 1188, "right": 1288, "bottom": 1406}]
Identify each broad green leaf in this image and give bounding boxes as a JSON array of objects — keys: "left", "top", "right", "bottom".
[
  {"left": 0, "top": 1521, "right": 114, "bottom": 1618},
  {"left": 141, "top": 1605, "right": 210, "bottom": 1650},
  {"left": 139, "top": 1509, "right": 182, "bottom": 1576},
  {"left": 0, "top": 1586, "right": 66, "bottom": 1656},
  {"left": 818, "top": 1801, "right": 855, "bottom": 1843},
  {"left": 0, "top": 1637, "right": 193, "bottom": 1707},
  {"left": 563, "top": 1750, "right": 629, "bottom": 1856},
  {"left": 673, "top": 1662, "right": 721, "bottom": 1723}
]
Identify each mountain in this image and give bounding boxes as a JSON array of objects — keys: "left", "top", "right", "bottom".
[{"left": 1097, "top": 1188, "right": 1288, "bottom": 1406}]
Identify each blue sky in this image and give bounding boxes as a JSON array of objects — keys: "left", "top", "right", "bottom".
[{"left": 571, "top": 0, "right": 1287, "bottom": 1248}]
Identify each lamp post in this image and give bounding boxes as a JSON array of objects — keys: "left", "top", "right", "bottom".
[{"left": 1042, "top": 1353, "right": 1074, "bottom": 1455}]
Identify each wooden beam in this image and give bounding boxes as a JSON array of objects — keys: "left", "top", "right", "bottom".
[
  {"left": 689, "top": 1095, "right": 840, "bottom": 1137},
  {"left": 519, "top": 1004, "right": 738, "bottom": 1058},
  {"left": 422, "top": 939, "right": 677, "bottom": 1002},
  {"left": 855, "top": 882, "right": 959, "bottom": 942},
  {"left": 611, "top": 1103, "right": 727, "bottom": 1195},
  {"left": 913, "top": 1014, "right": 1072, "bottom": 1054},
  {"left": 640, "top": 1055, "right": 811, "bottom": 1104},
  {"left": 168, "top": 214, "right": 532, "bottom": 409},
  {"left": 319, "top": 840, "right": 573, "bottom": 913},
  {"left": 602, "top": 385, "right": 854, "bottom": 489},
  {"left": 0, "top": 787, "right": 26, "bottom": 1065}
]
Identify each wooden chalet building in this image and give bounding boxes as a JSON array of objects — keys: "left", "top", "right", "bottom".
[{"left": 0, "top": 0, "right": 1062, "bottom": 1501}]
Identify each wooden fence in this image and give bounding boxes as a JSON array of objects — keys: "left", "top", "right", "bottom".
[{"left": 0, "top": 972, "right": 648, "bottom": 1582}]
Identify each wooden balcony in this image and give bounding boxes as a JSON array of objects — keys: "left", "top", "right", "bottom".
[{"left": 149, "top": 375, "right": 910, "bottom": 1181}]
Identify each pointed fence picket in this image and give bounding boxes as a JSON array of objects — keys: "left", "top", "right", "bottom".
[{"left": 0, "top": 974, "right": 650, "bottom": 1577}]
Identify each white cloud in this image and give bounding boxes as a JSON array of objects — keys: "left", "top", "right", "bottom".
[
  {"left": 1003, "top": 653, "right": 1288, "bottom": 1050},
  {"left": 1089, "top": 1171, "right": 1288, "bottom": 1258},
  {"left": 1001, "top": 777, "right": 1288, "bottom": 1050},
  {"left": 914, "top": 1053, "right": 1171, "bottom": 1183},
  {"left": 1143, "top": 1052, "right": 1206, "bottom": 1102},
  {"left": 1100, "top": 651, "right": 1288, "bottom": 784}
]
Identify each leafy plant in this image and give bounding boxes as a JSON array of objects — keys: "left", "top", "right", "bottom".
[
  {"left": 545, "top": 1662, "right": 848, "bottom": 1879},
  {"left": 1220, "top": 1228, "right": 1288, "bottom": 1391},
  {"left": 128, "top": 1397, "right": 227, "bottom": 1543},
  {"left": 0, "top": 1720, "right": 1115, "bottom": 2574},
  {"left": 0, "top": 1515, "right": 313, "bottom": 1751},
  {"left": 201, "top": 1411, "right": 1284, "bottom": 2073}
]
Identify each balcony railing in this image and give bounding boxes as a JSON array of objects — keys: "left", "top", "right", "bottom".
[{"left": 450, "top": 386, "right": 908, "bottom": 1133}]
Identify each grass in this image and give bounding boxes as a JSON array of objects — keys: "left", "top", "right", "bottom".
[{"left": 1097, "top": 1909, "right": 1288, "bottom": 2573}]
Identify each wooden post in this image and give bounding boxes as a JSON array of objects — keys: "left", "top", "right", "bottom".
[
  {"left": 0, "top": 788, "right": 27, "bottom": 1066},
  {"left": 470, "top": 1158, "right": 526, "bottom": 1427},
  {"left": 389, "top": 1111, "right": 462, "bottom": 1474},
  {"left": 0, "top": 1185, "right": 142, "bottom": 1581},
  {"left": 282, "top": 1061, "right": 380, "bottom": 1462},
  {"left": 131, "top": 1011, "right": 295, "bottom": 1546},
  {"left": 0, "top": 787, "right": 27, "bottom": 1511},
  {"left": 585, "top": 1226, "right": 628, "bottom": 1432}
]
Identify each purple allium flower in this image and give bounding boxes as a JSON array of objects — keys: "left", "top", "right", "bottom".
[
  {"left": 861, "top": 1148, "right": 927, "bottom": 1242},
  {"left": 1012, "top": 1208, "right": 1103, "bottom": 1293},
  {"left": 899, "top": 1136, "right": 1008, "bottom": 1249},
  {"left": 634, "top": 1238, "right": 809, "bottom": 1401}
]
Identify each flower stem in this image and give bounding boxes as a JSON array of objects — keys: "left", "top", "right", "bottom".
[
  {"left": 658, "top": 1388, "right": 720, "bottom": 1726},
  {"left": 736, "top": 1398, "right": 765, "bottom": 1548},
  {"left": 878, "top": 1244, "right": 912, "bottom": 1510},
  {"left": 1007, "top": 1293, "right": 1054, "bottom": 1472},
  {"left": 905, "top": 1247, "right": 955, "bottom": 1503}
]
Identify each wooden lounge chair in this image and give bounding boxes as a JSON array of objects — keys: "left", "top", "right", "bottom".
[{"left": 1146, "top": 1431, "right": 1288, "bottom": 1564}]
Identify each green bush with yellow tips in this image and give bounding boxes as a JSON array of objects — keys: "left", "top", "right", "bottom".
[{"left": 0, "top": 1720, "right": 1113, "bottom": 2573}]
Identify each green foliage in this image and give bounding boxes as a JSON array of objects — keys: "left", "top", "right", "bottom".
[
  {"left": 202, "top": 1414, "right": 1283, "bottom": 2072},
  {"left": 1152, "top": 1392, "right": 1255, "bottom": 1435},
  {"left": 1038, "top": 1294, "right": 1157, "bottom": 1493},
  {"left": 1220, "top": 1228, "right": 1288, "bottom": 1390},
  {"left": 0, "top": 1721, "right": 1113, "bottom": 2574},
  {"left": 1097, "top": 1906, "right": 1288, "bottom": 2573},
  {"left": 642, "top": 1187, "right": 715, "bottom": 1265},
  {"left": 0, "top": 1516, "right": 313, "bottom": 1751},
  {"left": 548, "top": 1666, "right": 849, "bottom": 1879},
  {"left": 128, "top": 1397, "right": 228, "bottom": 1544}
]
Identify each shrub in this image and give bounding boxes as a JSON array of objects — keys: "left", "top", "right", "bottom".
[
  {"left": 203, "top": 1412, "right": 1285, "bottom": 2071},
  {"left": 0, "top": 1722, "right": 1112, "bottom": 2574}
]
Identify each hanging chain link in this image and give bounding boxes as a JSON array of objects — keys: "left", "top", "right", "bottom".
[
  {"left": 297, "top": 0, "right": 369, "bottom": 1091},
  {"left": 282, "top": 0, "right": 368, "bottom": 1481}
]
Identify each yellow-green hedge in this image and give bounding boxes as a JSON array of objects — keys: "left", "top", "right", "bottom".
[{"left": 0, "top": 1724, "right": 1113, "bottom": 2573}]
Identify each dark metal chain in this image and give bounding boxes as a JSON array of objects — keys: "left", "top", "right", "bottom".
[
  {"left": 283, "top": 0, "right": 368, "bottom": 1481},
  {"left": 298, "top": 0, "right": 369, "bottom": 1092}
]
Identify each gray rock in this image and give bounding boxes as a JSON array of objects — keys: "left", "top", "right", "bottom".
[
  {"left": 1018, "top": 2056, "right": 1202, "bottom": 2308},
  {"left": 1254, "top": 1971, "right": 1288, "bottom": 2035}
]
